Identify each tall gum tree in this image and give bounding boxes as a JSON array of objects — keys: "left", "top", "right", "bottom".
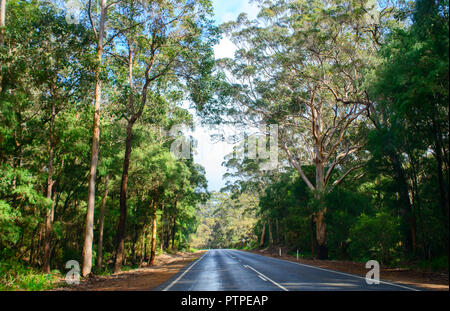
[
  {"left": 82, "top": 0, "right": 122, "bottom": 277},
  {"left": 211, "top": 0, "right": 398, "bottom": 259},
  {"left": 110, "top": 0, "right": 217, "bottom": 272}
]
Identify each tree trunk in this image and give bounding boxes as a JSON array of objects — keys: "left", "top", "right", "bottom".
[
  {"left": 0, "top": 0, "right": 5, "bottom": 92},
  {"left": 0, "top": 0, "right": 5, "bottom": 45},
  {"left": 149, "top": 203, "right": 157, "bottom": 266},
  {"left": 315, "top": 209, "right": 328, "bottom": 259},
  {"left": 0, "top": 0, "right": 5, "bottom": 91},
  {"left": 268, "top": 220, "right": 274, "bottom": 246},
  {"left": 314, "top": 156, "right": 328, "bottom": 259},
  {"left": 311, "top": 215, "right": 316, "bottom": 256},
  {"left": 114, "top": 121, "right": 135, "bottom": 273},
  {"left": 432, "top": 118, "right": 449, "bottom": 238},
  {"left": 140, "top": 225, "right": 147, "bottom": 265},
  {"left": 82, "top": 0, "right": 107, "bottom": 278},
  {"left": 96, "top": 174, "right": 109, "bottom": 270},
  {"left": 164, "top": 219, "right": 170, "bottom": 250},
  {"left": 171, "top": 215, "right": 176, "bottom": 250},
  {"left": 259, "top": 220, "right": 266, "bottom": 248},
  {"left": 389, "top": 152, "right": 414, "bottom": 253},
  {"left": 313, "top": 106, "right": 328, "bottom": 260},
  {"left": 275, "top": 218, "right": 280, "bottom": 244},
  {"left": 409, "top": 160, "right": 422, "bottom": 255},
  {"left": 43, "top": 102, "right": 55, "bottom": 273},
  {"left": 0, "top": 0, "right": 4, "bottom": 92}
]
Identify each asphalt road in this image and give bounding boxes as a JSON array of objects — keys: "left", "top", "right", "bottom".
[{"left": 156, "top": 249, "right": 420, "bottom": 291}]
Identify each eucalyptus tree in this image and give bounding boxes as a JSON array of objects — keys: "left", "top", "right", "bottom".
[
  {"left": 366, "top": 0, "right": 449, "bottom": 256},
  {"left": 82, "top": 0, "right": 124, "bottom": 277},
  {"left": 210, "top": 0, "right": 399, "bottom": 258},
  {"left": 0, "top": 0, "right": 5, "bottom": 55},
  {"left": 35, "top": 13, "right": 94, "bottom": 274},
  {"left": 162, "top": 159, "right": 208, "bottom": 250},
  {"left": 128, "top": 143, "right": 183, "bottom": 265},
  {"left": 191, "top": 191, "right": 257, "bottom": 249},
  {"left": 107, "top": 0, "right": 216, "bottom": 272},
  {"left": 222, "top": 143, "right": 281, "bottom": 245},
  {"left": 1, "top": 0, "right": 94, "bottom": 272}
]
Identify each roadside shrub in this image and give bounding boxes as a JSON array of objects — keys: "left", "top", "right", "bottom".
[
  {"left": 0, "top": 260, "right": 61, "bottom": 290},
  {"left": 348, "top": 212, "right": 401, "bottom": 264}
]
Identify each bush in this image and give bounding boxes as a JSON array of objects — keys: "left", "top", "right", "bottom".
[
  {"left": 413, "top": 256, "right": 449, "bottom": 272},
  {"left": 0, "top": 260, "right": 62, "bottom": 291},
  {"left": 348, "top": 212, "right": 401, "bottom": 264}
]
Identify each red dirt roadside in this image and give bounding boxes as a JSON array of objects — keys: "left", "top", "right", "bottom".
[
  {"left": 245, "top": 248, "right": 449, "bottom": 291},
  {"left": 53, "top": 251, "right": 205, "bottom": 291}
]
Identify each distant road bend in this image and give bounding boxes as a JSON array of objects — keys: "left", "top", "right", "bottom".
[{"left": 156, "top": 249, "right": 420, "bottom": 291}]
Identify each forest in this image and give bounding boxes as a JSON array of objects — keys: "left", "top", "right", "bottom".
[
  {"left": 193, "top": 0, "right": 448, "bottom": 269},
  {"left": 0, "top": 0, "right": 448, "bottom": 290}
]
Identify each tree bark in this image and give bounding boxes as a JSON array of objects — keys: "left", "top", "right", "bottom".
[
  {"left": 315, "top": 209, "right": 328, "bottom": 259},
  {"left": 0, "top": 0, "right": 4, "bottom": 92},
  {"left": 259, "top": 220, "right": 266, "bottom": 248},
  {"left": 140, "top": 225, "right": 147, "bottom": 265},
  {"left": 389, "top": 152, "right": 414, "bottom": 253},
  {"left": 432, "top": 118, "right": 449, "bottom": 236},
  {"left": 149, "top": 202, "right": 158, "bottom": 266},
  {"left": 82, "top": 0, "right": 107, "bottom": 278},
  {"left": 275, "top": 218, "right": 279, "bottom": 244},
  {"left": 311, "top": 215, "right": 316, "bottom": 255},
  {"left": 171, "top": 215, "right": 177, "bottom": 249},
  {"left": 96, "top": 174, "right": 109, "bottom": 270},
  {"left": 268, "top": 220, "right": 274, "bottom": 246},
  {"left": 0, "top": 0, "right": 5, "bottom": 45},
  {"left": 114, "top": 121, "right": 135, "bottom": 272},
  {"left": 313, "top": 108, "right": 328, "bottom": 259},
  {"left": 43, "top": 102, "right": 55, "bottom": 273}
]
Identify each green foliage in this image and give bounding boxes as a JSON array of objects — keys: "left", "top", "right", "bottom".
[
  {"left": 0, "top": 0, "right": 212, "bottom": 283},
  {"left": 365, "top": 0, "right": 449, "bottom": 258},
  {"left": 0, "top": 260, "right": 61, "bottom": 291},
  {"left": 413, "top": 256, "right": 449, "bottom": 272},
  {"left": 349, "top": 212, "right": 401, "bottom": 264},
  {"left": 0, "top": 0, "right": 448, "bottom": 289},
  {"left": 212, "top": 0, "right": 448, "bottom": 269},
  {"left": 191, "top": 192, "right": 257, "bottom": 249}
]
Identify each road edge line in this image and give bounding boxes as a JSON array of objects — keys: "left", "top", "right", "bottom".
[
  {"left": 234, "top": 250, "right": 419, "bottom": 291},
  {"left": 162, "top": 251, "right": 208, "bottom": 291}
]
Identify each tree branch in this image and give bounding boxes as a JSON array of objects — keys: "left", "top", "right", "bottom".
[
  {"left": 88, "top": 0, "right": 98, "bottom": 40},
  {"left": 279, "top": 134, "right": 315, "bottom": 191},
  {"left": 332, "top": 164, "right": 364, "bottom": 187}
]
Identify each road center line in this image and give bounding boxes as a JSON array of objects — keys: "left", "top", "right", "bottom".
[
  {"left": 243, "top": 264, "right": 288, "bottom": 291},
  {"left": 162, "top": 252, "right": 208, "bottom": 291}
]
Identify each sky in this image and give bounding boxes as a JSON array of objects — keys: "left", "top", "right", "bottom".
[{"left": 189, "top": 0, "right": 260, "bottom": 191}]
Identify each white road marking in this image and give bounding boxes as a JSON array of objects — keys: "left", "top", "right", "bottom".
[
  {"left": 258, "top": 275, "right": 268, "bottom": 281},
  {"left": 162, "top": 252, "right": 208, "bottom": 291},
  {"left": 244, "top": 264, "right": 288, "bottom": 291},
  {"left": 223, "top": 250, "right": 240, "bottom": 261},
  {"left": 233, "top": 250, "right": 419, "bottom": 291}
]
